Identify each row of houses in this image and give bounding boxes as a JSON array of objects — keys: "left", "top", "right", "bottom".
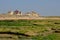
[{"left": 7, "top": 10, "right": 40, "bottom": 17}]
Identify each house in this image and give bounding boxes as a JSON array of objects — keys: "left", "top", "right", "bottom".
[
  {"left": 8, "top": 10, "right": 22, "bottom": 15},
  {"left": 8, "top": 11, "right": 14, "bottom": 15},
  {"left": 25, "top": 11, "right": 40, "bottom": 17},
  {"left": 31, "top": 11, "right": 40, "bottom": 17},
  {"left": 14, "top": 10, "right": 22, "bottom": 15}
]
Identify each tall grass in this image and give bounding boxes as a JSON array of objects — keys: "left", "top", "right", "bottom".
[{"left": 0, "top": 19, "right": 60, "bottom": 40}]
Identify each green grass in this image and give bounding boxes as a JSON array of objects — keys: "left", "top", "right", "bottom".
[{"left": 0, "top": 19, "right": 60, "bottom": 40}]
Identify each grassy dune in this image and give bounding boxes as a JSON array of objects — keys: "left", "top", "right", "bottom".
[{"left": 0, "top": 19, "right": 60, "bottom": 40}]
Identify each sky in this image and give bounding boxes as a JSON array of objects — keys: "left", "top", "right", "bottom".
[{"left": 0, "top": 0, "right": 60, "bottom": 16}]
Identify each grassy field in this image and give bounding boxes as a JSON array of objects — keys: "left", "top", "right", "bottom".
[{"left": 0, "top": 19, "right": 60, "bottom": 40}]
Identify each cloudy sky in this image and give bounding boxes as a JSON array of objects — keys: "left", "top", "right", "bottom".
[{"left": 0, "top": 0, "right": 60, "bottom": 16}]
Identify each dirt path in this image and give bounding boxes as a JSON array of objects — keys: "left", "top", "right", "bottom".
[{"left": 0, "top": 17, "right": 60, "bottom": 20}]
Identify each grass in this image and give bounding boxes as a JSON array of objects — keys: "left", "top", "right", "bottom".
[{"left": 0, "top": 19, "right": 60, "bottom": 40}]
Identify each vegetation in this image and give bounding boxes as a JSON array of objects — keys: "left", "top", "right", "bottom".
[{"left": 0, "top": 19, "right": 60, "bottom": 40}]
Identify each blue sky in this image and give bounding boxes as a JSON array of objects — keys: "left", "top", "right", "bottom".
[{"left": 0, "top": 0, "right": 60, "bottom": 16}]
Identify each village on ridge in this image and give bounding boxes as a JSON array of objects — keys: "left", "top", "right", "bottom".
[{"left": 0, "top": 10, "right": 60, "bottom": 20}]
